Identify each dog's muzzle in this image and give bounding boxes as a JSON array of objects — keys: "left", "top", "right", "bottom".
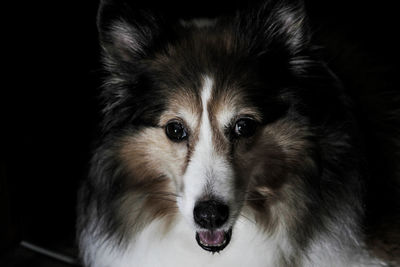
[{"left": 193, "top": 200, "right": 232, "bottom": 253}]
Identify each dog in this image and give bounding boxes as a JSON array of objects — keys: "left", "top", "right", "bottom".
[{"left": 76, "top": 0, "right": 393, "bottom": 266}]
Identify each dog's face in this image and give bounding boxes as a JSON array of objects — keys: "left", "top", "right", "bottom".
[{"left": 96, "top": 0, "right": 344, "bottom": 253}]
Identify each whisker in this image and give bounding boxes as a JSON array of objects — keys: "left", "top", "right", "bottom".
[{"left": 239, "top": 213, "right": 257, "bottom": 225}]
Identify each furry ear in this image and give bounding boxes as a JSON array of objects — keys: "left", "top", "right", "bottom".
[
  {"left": 97, "top": 0, "right": 163, "bottom": 64},
  {"left": 268, "top": 0, "right": 309, "bottom": 53},
  {"left": 239, "top": 0, "right": 310, "bottom": 56},
  {"left": 97, "top": 0, "right": 169, "bottom": 131}
]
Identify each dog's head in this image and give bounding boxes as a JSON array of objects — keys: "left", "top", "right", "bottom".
[{"left": 96, "top": 0, "right": 352, "bottom": 253}]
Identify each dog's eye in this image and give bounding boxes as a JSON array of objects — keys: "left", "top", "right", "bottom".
[
  {"left": 165, "top": 121, "right": 188, "bottom": 142},
  {"left": 233, "top": 118, "right": 257, "bottom": 138}
]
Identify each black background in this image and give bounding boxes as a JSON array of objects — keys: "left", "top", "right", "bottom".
[{"left": 1, "top": 0, "right": 398, "bottom": 263}]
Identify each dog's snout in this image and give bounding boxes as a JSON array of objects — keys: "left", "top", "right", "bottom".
[{"left": 193, "top": 200, "right": 229, "bottom": 229}]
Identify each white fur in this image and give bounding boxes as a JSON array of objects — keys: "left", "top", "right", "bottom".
[
  {"left": 84, "top": 211, "right": 385, "bottom": 267},
  {"left": 81, "top": 77, "right": 386, "bottom": 267},
  {"left": 178, "top": 76, "right": 235, "bottom": 229},
  {"left": 86, "top": 213, "right": 286, "bottom": 267}
]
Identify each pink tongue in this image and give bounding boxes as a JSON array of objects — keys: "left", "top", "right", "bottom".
[{"left": 198, "top": 231, "right": 225, "bottom": 245}]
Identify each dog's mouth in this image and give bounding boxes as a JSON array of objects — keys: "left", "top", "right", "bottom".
[{"left": 195, "top": 228, "right": 232, "bottom": 253}]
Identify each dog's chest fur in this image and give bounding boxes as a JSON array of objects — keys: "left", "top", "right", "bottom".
[
  {"left": 87, "top": 215, "right": 379, "bottom": 267},
  {"left": 91, "top": 216, "right": 287, "bottom": 267}
]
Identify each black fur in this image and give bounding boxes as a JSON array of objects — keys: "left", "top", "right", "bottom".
[{"left": 77, "top": 0, "right": 398, "bottom": 265}]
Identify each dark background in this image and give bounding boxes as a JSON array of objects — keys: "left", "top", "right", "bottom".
[{"left": 1, "top": 0, "right": 398, "bottom": 266}]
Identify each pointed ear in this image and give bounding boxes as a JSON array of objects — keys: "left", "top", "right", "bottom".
[
  {"left": 268, "top": 0, "right": 309, "bottom": 53},
  {"left": 97, "top": 0, "right": 163, "bottom": 64},
  {"left": 241, "top": 0, "right": 310, "bottom": 55}
]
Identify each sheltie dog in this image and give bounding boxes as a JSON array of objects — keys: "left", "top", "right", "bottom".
[{"left": 77, "top": 0, "right": 393, "bottom": 266}]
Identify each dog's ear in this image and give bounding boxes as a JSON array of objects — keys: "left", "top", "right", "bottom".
[
  {"left": 239, "top": 0, "right": 310, "bottom": 56},
  {"left": 97, "top": 0, "right": 170, "bottom": 131},
  {"left": 268, "top": 0, "right": 309, "bottom": 53},
  {"left": 97, "top": 0, "right": 164, "bottom": 64}
]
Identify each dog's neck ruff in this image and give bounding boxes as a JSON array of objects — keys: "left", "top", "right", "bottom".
[
  {"left": 83, "top": 214, "right": 287, "bottom": 267},
  {"left": 81, "top": 213, "right": 381, "bottom": 267}
]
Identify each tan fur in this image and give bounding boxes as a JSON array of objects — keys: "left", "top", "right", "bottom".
[
  {"left": 120, "top": 128, "right": 187, "bottom": 185},
  {"left": 117, "top": 91, "right": 204, "bottom": 231},
  {"left": 236, "top": 118, "right": 313, "bottom": 232},
  {"left": 118, "top": 82, "right": 313, "bottom": 236},
  {"left": 208, "top": 86, "right": 262, "bottom": 154},
  {"left": 159, "top": 90, "right": 202, "bottom": 131},
  {"left": 117, "top": 128, "right": 186, "bottom": 235}
]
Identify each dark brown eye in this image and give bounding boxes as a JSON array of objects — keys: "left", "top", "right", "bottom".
[
  {"left": 234, "top": 118, "right": 257, "bottom": 138},
  {"left": 165, "top": 121, "right": 188, "bottom": 142}
]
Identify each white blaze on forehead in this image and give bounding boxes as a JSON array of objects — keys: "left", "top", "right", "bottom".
[
  {"left": 180, "top": 76, "right": 213, "bottom": 208},
  {"left": 178, "top": 76, "right": 234, "bottom": 227},
  {"left": 199, "top": 76, "right": 214, "bottom": 152}
]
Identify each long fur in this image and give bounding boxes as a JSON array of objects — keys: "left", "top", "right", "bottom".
[{"left": 76, "top": 0, "right": 396, "bottom": 266}]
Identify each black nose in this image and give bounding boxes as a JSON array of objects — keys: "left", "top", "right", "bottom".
[{"left": 193, "top": 200, "right": 229, "bottom": 229}]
